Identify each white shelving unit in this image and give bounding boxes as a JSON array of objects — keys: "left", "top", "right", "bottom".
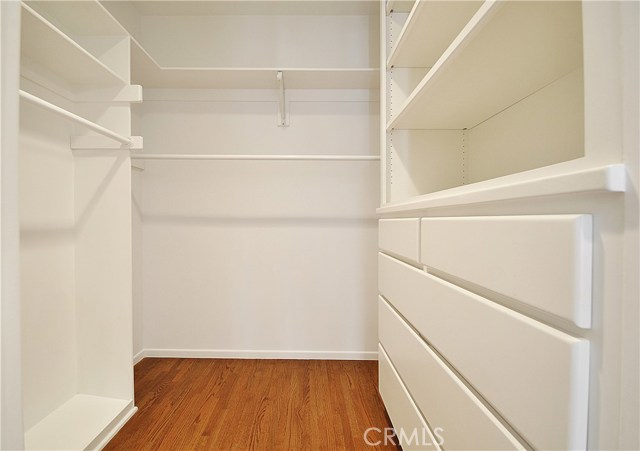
[
  {"left": 18, "top": 0, "right": 139, "bottom": 449},
  {"left": 378, "top": 2, "right": 639, "bottom": 450},
  {"left": 382, "top": 0, "right": 597, "bottom": 205}
]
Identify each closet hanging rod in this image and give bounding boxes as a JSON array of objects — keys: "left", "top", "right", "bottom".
[
  {"left": 131, "top": 154, "right": 381, "bottom": 161},
  {"left": 18, "top": 90, "right": 133, "bottom": 145}
]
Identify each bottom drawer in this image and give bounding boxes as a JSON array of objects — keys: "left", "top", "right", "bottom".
[
  {"left": 379, "top": 297, "right": 524, "bottom": 451},
  {"left": 379, "top": 344, "right": 441, "bottom": 451}
]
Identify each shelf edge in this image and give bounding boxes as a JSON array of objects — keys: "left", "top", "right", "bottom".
[{"left": 377, "top": 163, "right": 626, "bottom": 215}]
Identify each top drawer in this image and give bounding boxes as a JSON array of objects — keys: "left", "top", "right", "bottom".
[
  {"left": 379, "top": 218, "right": 420, "bottom": 263},
  {"left": 421, "top": 215, "right": 592, "bottom": 327}
]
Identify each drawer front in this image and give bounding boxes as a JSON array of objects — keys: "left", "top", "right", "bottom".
[
  {"left": 378, "top": 344, "right": 442, "bottom": 451},
  {"left": 379, "top": 253, "right": 590, "bottom": 450},
  {"left": 379, "top": 298, "right": 524, "bottom": 451},
  {"left": 420, "top": 215, "right": 592, "bottom": 327},
  {"left": 379, "top": 218, "right": 420, "bottom": 263}
]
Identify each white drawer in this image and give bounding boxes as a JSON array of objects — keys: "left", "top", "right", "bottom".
[
  {"left": 379, "top": 297, "right": 524, "bottom": 451},
  {"left": 379, "top": 253, "right": 590, "bottom": 450},
  {"left": 379, "top": 218, "right": 420, "bottom": 263},
  {"left": 420, "top": 215, "right": 592, "bottom": 327},
  {"left": 378, "top": 344, "right": 442, "bottom": 451}
]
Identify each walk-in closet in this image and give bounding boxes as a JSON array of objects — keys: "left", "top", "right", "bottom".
[{"left": 0, "top": 1, "right": 638, "bottom": 450}]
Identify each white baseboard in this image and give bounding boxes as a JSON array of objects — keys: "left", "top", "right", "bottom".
[
  {"left": 133, "top": 348, "right": 378, "bottom": 363},
  {"left": 133, "top": 350, "right": 145, "bottom": 365},
  {"left": 93, "top": 402, "right": 138, "bottom": 451}
]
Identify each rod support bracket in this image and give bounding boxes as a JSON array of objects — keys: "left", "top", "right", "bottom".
[{"left": 277, "top": 71, "right": 289, "bottom": 127}]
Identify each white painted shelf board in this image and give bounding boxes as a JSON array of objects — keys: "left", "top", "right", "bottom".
[
  {"left": 388, "top": 1, "right": 583, "bottom": 130},
  {"left": 387, "top": 0, "right": 482, "bottom": 69},
  {"left": 131, "top": 39, "right": 379, "bottom": 89},
  {"left": 377, "top": 163, "right": 626, "bottom": 214},
  {"left": 24, "top": 394, "right": 132, "bottom": 451},
  {"left": 25, "top": 0, "right": 128, "bottom": 36},
  {"left": 21, "top": 4, "right": 127, "bottom": 88}
]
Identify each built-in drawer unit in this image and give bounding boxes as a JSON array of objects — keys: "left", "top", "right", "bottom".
[
  {"left": 378, "top": 253, "right": 590, "bottom": 450},
  {"left": 420, "top": 215, "right": 593, "bottom": 327},
  {"left": 378, "top": 344, "right": 442, "bottom": 451},
  {"left": 379, "top": 297, "right": 524, "bottom": 451},
  {"left": 378, "top": 218, "right": 420, "bottom": 263}
]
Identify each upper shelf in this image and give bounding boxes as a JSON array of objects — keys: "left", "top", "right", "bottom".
[
  {"left": 24, "top": 0, "right": 128, "bottom": 37},
  {"left": 21, "top": 3, "right": 127, "bottom": 89},
  {"left": 387, "top": 1, "right": 482, "bottom": 69},
  {"left": 131, "top": 40, "right": 379, "bottom": 89},
  {"left": 388, "top": 1, "right": 583, "bottom": 131}
]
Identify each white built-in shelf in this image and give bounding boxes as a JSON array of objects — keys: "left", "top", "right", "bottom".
[
  {"left": 25, "top": 0, "right": 127, "bottom": 37},
  {"left": 24, "top": 395, "right": 133, "bottom": 451},
  {"left": 131, "top": 40, "right": 379, "bottom": 90},
  {"left": 20, "top": 3, "right": 127, "bottom": 89},
  {"left": 378, "top": 163, "right": 626, "bottom": 214},
  {"left": 387, "top": 0, "right": 482, "bottom": 69},
  {"left": 388, "top": 1, "right": 583, "bottom": 130}
]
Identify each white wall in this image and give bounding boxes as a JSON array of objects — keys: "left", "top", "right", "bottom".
[
  {"left": 131, "top": 108, "right": 144, "bottom": 360},
  {"left": 135, "top": 89, "right": 380, "bottom": 358},
  {"left": 139, "top": 14, "right": 378, "bottom": 68},
  {"left": 132, "top": 169, "right": 143, "bottom": 360},
  {"left": 19, "top": 96, "right": 77, "bottom": 430},
  {"left": 74, "top": 151, "right": 133, "bottom": 400},
  {"left": 1, "top": 2, "right": 25, "bottom": 447}
]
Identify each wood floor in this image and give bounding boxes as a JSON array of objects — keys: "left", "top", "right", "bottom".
[{"left": 106, "top": 358, "right": 399, "bottom": 450}]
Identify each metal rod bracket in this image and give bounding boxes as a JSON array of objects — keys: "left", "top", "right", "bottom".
[{"left": 277, "top": 71, "right": 289, "bottom": 127}]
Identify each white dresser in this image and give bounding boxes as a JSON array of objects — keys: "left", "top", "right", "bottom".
[{"left": 378, "top": 216, "right": 591, "bottom": 449}]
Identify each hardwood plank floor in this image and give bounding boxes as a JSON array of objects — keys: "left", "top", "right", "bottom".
[{"left": 106, "top": 359, "right": 399, "bottom": 450}]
